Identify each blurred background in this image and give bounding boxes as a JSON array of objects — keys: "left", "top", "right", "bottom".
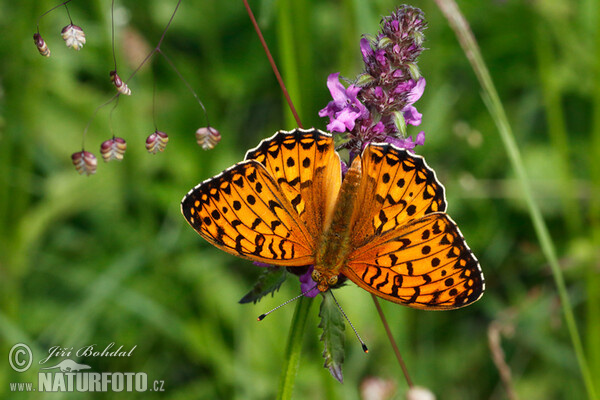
[{"left": 1, "top": 0, "right": 598, "bottom": 399}]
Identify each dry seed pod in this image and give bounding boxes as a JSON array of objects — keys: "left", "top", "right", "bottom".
[
  {"left": 33, "top": 33, "right": 51, "bottom": 57},
  {"left": 61, "top": 24, "right": 86, "bottom": 50},
  {"left": 71, "top": 151, "right": 97, "bottom": 175},
  {"left": 100, "top": 137, "right": 127, "bottom": 162},
  {"left": 110, "top": 70, "right": 131, "bottom": 96},
  {"left": 145, "top": 130, "right": 169, "bottom": 154},
  {"left": 195, "top": 127, "right": 221, "bottom": 150}
]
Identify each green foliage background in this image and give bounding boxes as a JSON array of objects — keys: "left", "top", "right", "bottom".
[{"left": 0, "top": 0, "right": 598, "bottom": 399}]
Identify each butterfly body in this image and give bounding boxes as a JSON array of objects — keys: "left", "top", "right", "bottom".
[
  {"left": 182, "top": 128, "right": 484, "bottom": 309},
  {"left": 314, "top": 155, "right": 362, "bottom": 291}
]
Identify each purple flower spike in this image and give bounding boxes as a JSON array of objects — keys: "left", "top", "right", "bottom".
[
  {"left": 299, "top": 266, "right": 319, "bottom": 297},
  {"left": 319, "top": 73, "right": 368, "bottom": 133},
  {"left": 319, "top": 6, "right": 429, "bottom": 155}
]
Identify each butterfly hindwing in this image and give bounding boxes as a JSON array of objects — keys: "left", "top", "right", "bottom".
[
  {"left": 181, "top": 160, "right": 315, "bottom": 266},
  {"left": 245, "top": 129, "right": 342, "bottom": 240},
  {"left": 344, "top": 213, "right": 484, "bottom": 309}
]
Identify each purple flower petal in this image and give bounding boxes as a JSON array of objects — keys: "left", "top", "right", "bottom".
[
  {"left": 386, "top": 135, "right": 416, "bottom": 150},
  {"left": 299, "top": 266, "right": 319, "bottom": 297},
  {"left": 415, "top": 130, "right": 426, "bottom": 145},
  {"left": 340, "top": 160, "right": 349, "bottom": 176},
  {"left": 394, "top": 80, "right": 414, "bottom": 94},
  {"left": 360, "top": 38, "right": 374, "bottom": 61},
  {"left": 319, "top": 73, "right": 368, "bottom": 133},
  {"left": 372, "top": 121, "right": 386, "bottom": 134},
  {"left": 327, "top": 72, "right": 348, "bottom": 103},
  {"left": 346, "top": 84, "right": 362, "bottom": 98},
  {"left": 375, "top": 49, "right": 387, "bottom": 66},
  {"left": 385, "top": 131, "right": 426, "bottom": 150},
  {"left": 406, "top": 77, "right": 426, "bottom": 104},
  {"left": 339, "top": 108, "right": 363, "bottom": 130},
  {"left": 402, "top": 105, "right": 422, "bottom": 126},
  {"left": 327, "top": 119, "right": 348, "bottom": 133},
  {"left": 253, "top": 261, "right": 275, "bottom": 268}
]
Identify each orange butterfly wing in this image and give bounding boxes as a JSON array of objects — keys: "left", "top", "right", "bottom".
[
  {"left": 181, "top": 129, "right": 341, "bottom": 267},
  {"left": 343, "top": 144, "right": 484, "bottom": 309},
  {"left": 349, "top": 143, "right": 446, "bottom": 247},
  {"left": 245, "top": 129, "right": 342, "bottom": 240}
]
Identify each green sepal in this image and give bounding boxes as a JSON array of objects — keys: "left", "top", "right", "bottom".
[
  {"left": 356, "top": 73, "right": 376, "bottom": 87},
  {"left": 378, "top": 36, "right": 393, "bottom": 48},
  {"left": 239, "top": 266, "right": 287, "bottom": 304},
  {"left": 413, "top": 31, "right": 425, "bottom": 46},
  {"left": 392, "top": 110, "right": 407, "bottom": 137},
  {"left": 407, "top": 62, "right": 421, "bottom": 81},
  {"left": 318, "top": 290, "right": 345, "bottom": 383}
]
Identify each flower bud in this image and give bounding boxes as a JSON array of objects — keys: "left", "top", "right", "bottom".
[
  {"left": 100, "top": 137, "right": 127, "bottom": 162},
  {"left": 195, "top": 127, "right": 221, "bottom": 150},
  {"left": 145, "top": 130, "right": 169, "bottom": 154},
  {"left": 110, "top": 70, "right": 131, "bottom": 96},
  {"left": 33, "top": 33, "right": 50, "bottom": 57},
  {"left": 71, "top": 151, "right": 97, "bottom": 175},
  {"left": 61, "top": 24, "right": 86, "bottom": 50}
]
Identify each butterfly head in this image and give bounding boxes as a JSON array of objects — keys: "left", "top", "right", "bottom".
[{"left": 311, "top": 269, "right": 339, "bottom": 292}]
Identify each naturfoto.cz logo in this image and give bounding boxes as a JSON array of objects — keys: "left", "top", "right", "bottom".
[{"left": 8, "top": 343, "right": 165, "bottom": 393}]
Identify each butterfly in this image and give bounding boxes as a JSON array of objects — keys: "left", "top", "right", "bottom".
[{"left": 181, "top": 128, "right": 484, "bottom": 309}]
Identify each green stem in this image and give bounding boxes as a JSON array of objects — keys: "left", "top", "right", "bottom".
[
  {"left": 588, "top": 0, "right": 600, "bottom": 382},
  {"left": 277, "top": 295, "right": 314, "bottom": 400},
  {"left": 534, "top": 21, "right": 583, "bottom": 235},
  {"left": 277, "top": 0, "right": 304, "bottom": 128},
  {"left": 434, "top": 1, "right": 597, "bottom": 399},
  {"left": 371, "top": 294, "right": 413, "bottom": 388}
]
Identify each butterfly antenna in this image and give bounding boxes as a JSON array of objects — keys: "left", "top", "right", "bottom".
[
  {"left": 257, "top": 285, "right": 317, "bottom": 321},
  {"left": 330, "top": 290, "right": 369, "bottom": 353}
]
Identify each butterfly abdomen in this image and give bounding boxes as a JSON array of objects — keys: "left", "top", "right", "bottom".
[{"left": 314, "top": 156, "right": 362, "bottom": 281}]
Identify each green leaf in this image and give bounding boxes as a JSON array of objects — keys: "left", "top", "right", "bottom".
[
  {"left": 238, "top": 266, "right": 287, "bottom": 304},
  {"left": 319, "top": 290, "right": 345, "bottom": 383}
]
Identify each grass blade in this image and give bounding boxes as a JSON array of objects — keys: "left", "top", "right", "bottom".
[{"left": 434, "top": 1, "right": 598, "bottom": 398}]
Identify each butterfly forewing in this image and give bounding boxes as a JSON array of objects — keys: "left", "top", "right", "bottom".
[
  {"left": 245, "top": 129, "right": 342, "bottom": 239},
  {"left": 349, "top": 144, "right": 446, "bottom": 249},
  {"left": 181, "top": 160, "right": 315, "bottom": 266}
]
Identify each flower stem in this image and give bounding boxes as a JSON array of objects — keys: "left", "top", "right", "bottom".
[
  {"left": 277, "top": 295, "right": 313, "bottom": 400},
  {"left": 242, "top": 0, "right": 303, "bottom": 128},
  {"left": 434, "top": 1, "right": 598, "bottom": 399},
  {"left": 371, "top": 294, "right": 413, "bottom": 388}
]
